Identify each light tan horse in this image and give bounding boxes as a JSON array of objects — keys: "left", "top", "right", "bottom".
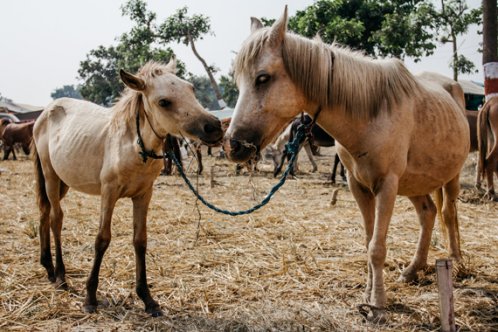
[
  {"left": 32, "top": 59, "right": 223, "bottom": 316},
  {"left": 223, "top": 8, "right": 469, "bottom": 318},
  {"left": 477, "top": 96, "right": 498, "bottom": 200}
]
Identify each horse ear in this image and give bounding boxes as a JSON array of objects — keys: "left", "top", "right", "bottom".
[
  {"left": 250, "top": 17, "right": 263, "bottom": 33},
  {"left": 165, "top": 56, "right": 177, "bottom": 73},
  {"left": 120, "top": 70, "right": 146, "bottom": 91},
  {"left": 269, "top": 5, "right": 288, "bottom": 48}
]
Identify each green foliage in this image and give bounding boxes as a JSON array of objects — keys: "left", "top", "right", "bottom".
[
  {"left": 158, "top": 6, "right": 212, "bottom": 45},
  {"left": 219, "top": 73, "right": 239, "bottom": 108},
  {"left": 433, "top": 0, "right": 482, "bottom": 80},
  {"left": 51, "top": 85, "right": 82, "bottom": 100},
  {"left": 450, "top": 54, "right": 478, "bottom": 75},
  {"left": 77, "top": 1, "right": 186, "bottom": 106},
  {"left": 435, "top": 0, "right": 481, "bottom": 38},
  {"left": 286, "top": 0, "right": 438, "bottom": 60},
  {"left": 188, "top": 75, "right": 218, "bottom": 110}
]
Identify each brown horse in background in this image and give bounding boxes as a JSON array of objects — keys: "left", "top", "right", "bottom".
[
  {"left": 1, "top": 120, "right": 34, "bottom": 160},
  {"left": 477, "top": 96, "right": 498, "bottom": 200}
]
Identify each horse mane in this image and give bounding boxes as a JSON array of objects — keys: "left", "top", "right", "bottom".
[
  {"left": 111, "top": 61, "right": 175, "bottom": 129},
  {"left": 234, "top": 29, "right": 420, "bottom": 119}
]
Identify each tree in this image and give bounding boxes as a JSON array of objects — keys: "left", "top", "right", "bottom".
[
  {"left": 285, "top": 0, "right": 438, "bottom": 61},
  {"left": 434, "top": 0, "right": 481, "bottom": 81},
  {"left": 51, "top": 85, "right": 82, "bottom": 100},
  {"left": 122, "top": 1, "right": 226, "bottom": 108},
  {"left": 188, "top": 74, "right": 218, "bottom": 110},
  {"left": 77, "top": 2, "right": 185, "bottom": 106},
  {"left": 219, "top": 71, "right": 239, "bottom": 108}
]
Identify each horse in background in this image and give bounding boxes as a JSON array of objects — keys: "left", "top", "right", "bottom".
[
  {"left": 273, "top": 114, "right": 346, "bottom": 183},
  {"left": 477, "top": 96, "right": 498, "bottom": 200},
  {"left": 161, "top": 134, "right": 182, "bottom": 175},
  {"left": 1, "top": 120, "right": 34, "bottom": 160},
  {"left": 224, "top": 10, "right": 469, "bottom": 319},
  {"left": 32, "top": 59, "right": 223, "bottom": 316}
]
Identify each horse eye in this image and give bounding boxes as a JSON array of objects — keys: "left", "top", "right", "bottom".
[
  {"left": 158, "top": 99, "right": 172, "bottom": 108},
  {"left": 255, "top": 74, "right": 270, "bottom": 86}
]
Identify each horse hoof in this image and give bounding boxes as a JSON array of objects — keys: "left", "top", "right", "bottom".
[
  {"left": 55, "top": 279, "right": 68, "bottom": 290},
  {"left": 398, "top": 271, "right": 418, "bottom": 284},
  {"left": 146, "top": 304, "right": 163, "bottom": 317},
  {"left": 83, "top": 304, "right": 97, "bottom": 313},
  {"left": 47, "top": 274, "right": 56, "bottom": 283},
  {"left": 357, "top": 304, "right": 387, "bottom": 324}
]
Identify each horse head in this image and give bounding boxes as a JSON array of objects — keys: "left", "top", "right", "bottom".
[
  {"left": 223, "top": 7, "right": 316, "bottom": 163},
  {"left": 120, "top": 58, "right": 223, "bottom": 146}
]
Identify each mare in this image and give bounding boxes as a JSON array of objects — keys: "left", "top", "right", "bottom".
[
  {"left": 223, "top": 9, "right": 469, "bottom": 318},
  {"left": 32, "top": 59, "right": 223, "bottom": 316},
  {"left": 477, "top": 96, "right": 498, "bottom": 200},
  {"left": 274, "top": 114, "right": 346, "bottom": 183},
  {"left": 1, "top": 120, "right": 34, "bottom": 160}
]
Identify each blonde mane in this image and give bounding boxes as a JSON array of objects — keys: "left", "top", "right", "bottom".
[
  {"left": 234, "top": 29, "right": 420, "bottom": 119},
  {"left": 111, "top": 61, "right": 175, "bottom": 128}
]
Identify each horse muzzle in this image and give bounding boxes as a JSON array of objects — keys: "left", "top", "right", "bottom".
[{"left": 222, "top": 136, "right": 258, "bottom": 163}]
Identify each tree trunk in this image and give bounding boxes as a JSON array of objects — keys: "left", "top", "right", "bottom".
[
  {"left": 188, "top": 33, "right": 226, "bottom": 109},
  {"left": 483, "top": 0, "right": 498, "bottom": 100},
  {"left": 452, "top": 31, "right": 458, "bottom": 81},
  {"left": 483, "top": 0, "right": 498, "bottom": 64}
]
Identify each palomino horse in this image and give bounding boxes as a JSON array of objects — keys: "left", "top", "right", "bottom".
[
  {"left": 1, "top": 119, "right": 34, "bottom": 160},
  {"left": 223, "top": 9, "right": 469, "bottom": 317},
  {"left": 477, "top": 96, "right": 498, "bottom": 200},
  {"left": 32, "top": 59, "right": 223, "bottom": 316}
]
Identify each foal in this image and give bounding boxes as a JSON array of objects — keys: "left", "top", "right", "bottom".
[{"left": 32, "top": 59, "right": 223, "bottom": 316}]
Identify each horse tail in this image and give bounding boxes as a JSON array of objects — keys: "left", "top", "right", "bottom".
[
  {"left": 433, "top": 188, "right": 448, "bottom": 248},
  {"left": 477, "top": 102, "right": 490, "bottom": 180},
  {"left": 32, "top": 141, "right": 50, "bottom": 213}
]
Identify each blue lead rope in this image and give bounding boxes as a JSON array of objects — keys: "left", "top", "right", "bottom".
[{"left": 166, "top": 124, "right": 308, "bottom": 216}]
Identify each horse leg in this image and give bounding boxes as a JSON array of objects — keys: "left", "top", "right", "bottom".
[
  {"left": 368, "top": 173, "right": 398, "bottom": 309},
  {"left": 303, "top": 143, "right": 317, "bottom": 173},
  {"left": 196, "top": 145, "right": 203, "bottom": 175},
  {"left": 3, "top": 145, "right": 11, "bottom": 160},
  {"left": 331, "top": 154, "right": 339, "bottom": 184},
  {"left": 485, "top": 144, "right": 498, "bottom": 199},
  {"left": 340, "top": 160, "right": 347, "bottom": 182},
  {"left": 34, "top": 153, "right": 55, "bottom": 282},
  {"left": 22, "top": 143, "right": 30, "bottom": 155},
  {"left": 347, "top": 173, "right": 375, "bottom": 303},
  {"left": 399, "top": 195, "right": 437, "bottom": 283},
  {"left": 273, "top": 150, "right": 287, "bottom": 177},
  {"left": 132, "top": 190, "right": 162, "bottom": 316},
  {"left": 84, "top": 188, "right": 118, "bottom": 313},
  {"left": 39, "top": 156, "right": 69, "bottom": 287},
  {"left": 441, "top": 176, "right": 462, "bottom": 261}
]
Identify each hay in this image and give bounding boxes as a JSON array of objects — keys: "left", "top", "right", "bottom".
[{"left": 0, "top": 150, "right": 496, "bottom": 331}]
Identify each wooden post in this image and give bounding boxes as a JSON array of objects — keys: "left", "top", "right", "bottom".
[{"left": 436, "top": 259, "right": 455, "bottom": 332}]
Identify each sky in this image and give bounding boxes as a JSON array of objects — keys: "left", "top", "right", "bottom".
[{"left": 0, "top": 0, "right": 483, "bottom": 107}]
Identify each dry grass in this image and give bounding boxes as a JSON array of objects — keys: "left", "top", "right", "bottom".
[{"left": 0, "top": 149, "right": 496, "bottom": 331}]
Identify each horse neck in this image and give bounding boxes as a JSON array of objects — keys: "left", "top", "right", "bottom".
[{"left": 113, "top": 93, "right": 164, "bottom": 154}]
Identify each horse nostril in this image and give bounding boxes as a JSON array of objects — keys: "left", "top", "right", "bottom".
[
  {"left": 230, "top": 139, "right": 241, "bottom": 152},
  {"left": 204, "top": 122, "right": 218, "bottom": 134}
]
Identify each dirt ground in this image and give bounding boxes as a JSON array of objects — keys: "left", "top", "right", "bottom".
[{"left": 0, "top": 148, "right": 496, "bottom": 331}]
